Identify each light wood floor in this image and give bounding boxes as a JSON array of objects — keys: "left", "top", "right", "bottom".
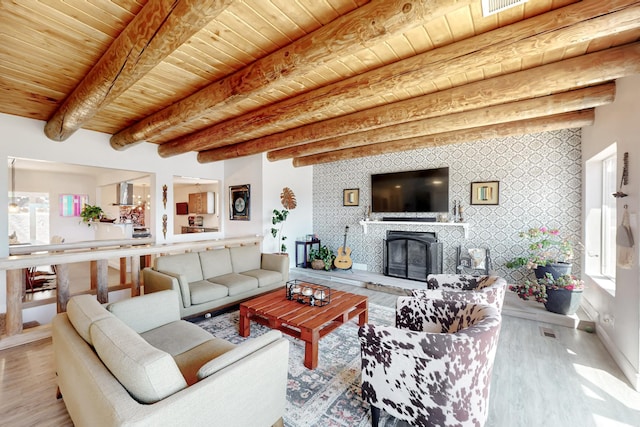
[{"left": 1, "top": 275, "right": 639, "bottom": 427}]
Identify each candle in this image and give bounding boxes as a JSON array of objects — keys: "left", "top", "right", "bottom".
[
  {"left": 302, "top": 287, "right": 313, "bottom": 296},
  {"left": 291, "top": 286, "right": 301, "bottom": 294},
  {"left": 314, "top": 290, "right": 325, "bottom": 300}
]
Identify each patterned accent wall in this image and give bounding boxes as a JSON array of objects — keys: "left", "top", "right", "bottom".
[{"left": 313, "top": 128, "right": 582, "bottom": 284}]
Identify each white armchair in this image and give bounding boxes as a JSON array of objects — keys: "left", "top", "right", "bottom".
[{"left": 358, "top": 297, "right": 502, "bottom": 427}]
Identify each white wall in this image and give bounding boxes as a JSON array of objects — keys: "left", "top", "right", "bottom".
[
  {"left": 581, "top": 75, "right": 640, "bottom": 391},
  {"left": 262, "top": 156, "right": 314, "bottom": 264}
]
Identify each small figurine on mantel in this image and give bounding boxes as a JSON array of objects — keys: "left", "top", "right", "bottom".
[
  {"left": 452, "top": 200, "right": 459, "bottom": 223},
  {"left": 364, "top": 205, "right": 371, "bottom": 221},
  {"left": 458, "top": 201, "right": 464, "bottom": 223}
]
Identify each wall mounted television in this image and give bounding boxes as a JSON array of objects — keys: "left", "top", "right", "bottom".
[{"left": 371, "top": 167, "right": 449, "bottom": 213}]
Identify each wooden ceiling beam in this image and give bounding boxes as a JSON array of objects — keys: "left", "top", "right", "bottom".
[
  {"left": 203, "top": 84, "right": 610, "bottom": 163},
  {"left": 292, "top": 110, "right": 596, "bottom": 167},
  {"left": 159, "top": 0, "right": 640, "bottom": 157},
  {"left": 110, "top": 0, "right": 473, "bottom": 150},
  {"left": 43, "top": 0, "right": 234, "bottom": 142},
  {"left": 195, "top": 43, "right": 640, "bottom": 163},
  {"left": 268, "top": 85, "right": 612, "bottom": 160}
]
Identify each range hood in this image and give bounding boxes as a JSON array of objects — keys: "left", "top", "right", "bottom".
[{"left": 115, "top": 182, "right": 133, "bottom": 205}]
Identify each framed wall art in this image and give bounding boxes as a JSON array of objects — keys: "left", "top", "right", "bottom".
[
  {"left": 59, "top": 194, "right": 89, "bottom": 217},
  {"left": 470, "top": 181, "right": 500, "bottom": 205},
  {"left": 230, "top": 184, "right": 250, "bottom": 220},
  {"left": 343, "top": 188, "right": 359, "bottom": 206}
]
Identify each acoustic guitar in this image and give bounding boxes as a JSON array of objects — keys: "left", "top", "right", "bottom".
[{"left": 335, "top": 226, "right": 353, "bottom": 270}]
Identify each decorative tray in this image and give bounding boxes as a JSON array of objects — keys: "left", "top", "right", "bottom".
[{"left": 286, "top": 279, "right": 331, "bottom": 307}]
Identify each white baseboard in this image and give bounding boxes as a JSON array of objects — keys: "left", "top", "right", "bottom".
[
  {"left": 596, "top": 326, "right": 640, "bottom": 391},
  {"left": 583, "top": 297, "right": 640, "bottom": 391}
]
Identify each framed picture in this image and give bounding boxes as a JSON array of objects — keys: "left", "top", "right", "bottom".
[
  {"left": 470, "top": 181, "right": 500, "bottom": 205},
  {"left": 343, "top": 188, "right": 359, "bottom": 206},
  {"left": 59, "top": 194, "right": 89, "bottom": 217},
  {"left": 229, "top": 184, "right": 250, "bottom": 220}
]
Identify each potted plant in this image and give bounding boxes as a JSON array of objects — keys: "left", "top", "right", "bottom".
[
  {"left": 509, "top": 273, "right": 584, "bottom": 315},
  {"left": 270, "top": 187, "right": 297, "bottom": 253},
  {"left": 506, "top": 226, "right": 574, "bottom": 278},
  {"left": 308, "top": 245, "right": 335, "bottom": 271},
  {"left": 80, "top": 204, "right": 104, "bottom": 226}
]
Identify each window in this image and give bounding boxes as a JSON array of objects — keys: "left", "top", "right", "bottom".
[
  {"left": 601, "top": 155, "right": 617, "bottom": 279},
  {"left": 8, "top": 191, "right": 50, "bottom": 245}
]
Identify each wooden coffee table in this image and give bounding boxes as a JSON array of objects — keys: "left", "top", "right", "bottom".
[{"left": 239, "top": 286, "right": 368, "bottom": 369}]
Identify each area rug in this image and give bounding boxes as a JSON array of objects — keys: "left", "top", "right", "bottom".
[{"left": 195, "top": 303, "right": 404, "bottom": 427}]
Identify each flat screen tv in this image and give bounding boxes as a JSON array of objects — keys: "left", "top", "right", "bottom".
[{"left": 371, "top": 167, "right": 449, "bottom": 213}]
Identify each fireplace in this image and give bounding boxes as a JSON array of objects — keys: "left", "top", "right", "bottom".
[{"left": 383, "top": 231, "right": 443, "bottom": 282}]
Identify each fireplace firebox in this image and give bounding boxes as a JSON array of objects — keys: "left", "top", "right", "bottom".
[{"left": 383, "top": 231, "right": 443, "bottom": 282}]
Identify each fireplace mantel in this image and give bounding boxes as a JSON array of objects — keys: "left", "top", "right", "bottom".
[{"left": 358, "top": 220, "right": 469, "bottom": 238}]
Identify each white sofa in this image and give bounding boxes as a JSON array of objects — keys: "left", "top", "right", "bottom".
[
  {"left": 143, "top": 244, "right": 289, "bottom": 318},
  {"left": 53, "top": 290, "right": 289, "bottom": 427}
]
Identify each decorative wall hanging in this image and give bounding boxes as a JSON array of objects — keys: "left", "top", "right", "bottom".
[
  {"left": 162, "top": 214, "right": 167, "bottom": 239},
  {"left": 162, "top": 184, "right": 168, "bottom": 208},
  {"left": 613, "top": 152, "right": 629, "bottom": 198},
  {"left": 60, "top": 194, "right": 89, "bottom": 216},
  {"left": 470, "top": 181, "right": 500, "bottom": 205},
  {"left": 230, "top": 184, "right": 250, "bottom": 220},
  {"left": 343, "top": 188, "right": 359, "bottom": 206}
]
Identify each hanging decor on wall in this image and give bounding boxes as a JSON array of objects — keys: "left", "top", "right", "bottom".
[
  {"left": 230, "top": 184, "right": 250, "bottom": 220},
  {"left": 162, "top": 184, "right": 168, "bottom": 208},
  {"left": 60, "top": 194, "right": 89, "bottom": 217},
  {"left": 162, "top": 214, "right": 168, "bottom": 239},
  {"left": 612, "top": 152, "right": 629, "bottom": 198},
  {"left": 470, "top": 181, "right": 500, "bottom": 205},
  {"left": 343, "top": 188, "right": 359, "bottom": 206}
]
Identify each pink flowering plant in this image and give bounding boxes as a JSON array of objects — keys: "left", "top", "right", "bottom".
[
  {"left": 509, "top": 273, "right": 584, "bottom": 303},
  {"left": 506, "top": 226, "right": 574, "bottom": 270}
]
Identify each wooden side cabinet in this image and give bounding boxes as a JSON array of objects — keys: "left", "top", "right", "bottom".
[{"left": 188, "top": 192, "right": 215, "bottom": 214}]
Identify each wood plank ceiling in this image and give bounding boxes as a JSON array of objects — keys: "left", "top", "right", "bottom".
[{"left": 1, "top": 0, "right": 639, "bottom": 166}]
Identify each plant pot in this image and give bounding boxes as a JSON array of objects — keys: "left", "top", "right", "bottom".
[
  {"left": 534, "top": 262, "right": 572, "bottom": 280},
  {"left": 544, "top": 288, "right": 583, "bottom": 315},
  {"left": 311, "top": 259, "right": 325, "bottom": 270}
]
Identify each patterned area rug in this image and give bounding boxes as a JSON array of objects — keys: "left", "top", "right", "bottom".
[{"left": 195, "top": 303, "right": 404, "bottom": 427}]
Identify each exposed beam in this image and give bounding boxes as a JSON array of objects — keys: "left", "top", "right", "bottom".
[
  {"left": 44, "top": 0, "right": 234, "bottom": 142},
  {"left": 293, "top": 110, "right": 596, "bottom": 167},
  {"left": 159, "top": 0, "right": 640, "bottom": 157},
  {"left": 196, "top": 42, "right": 640, "bottom": 163},
  {"left": 272, "top": 85, "right": 611, "bottom": 159},
  {"left": 110, "top": 0, "right": 474, "bottom": 150}
]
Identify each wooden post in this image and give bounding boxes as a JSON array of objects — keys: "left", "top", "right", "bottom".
[
  {"left": 96, "top": 259, "right": 109, "bottom": 303},
  {"left": 119, "top": 257, "right": 127, "bottom": 285},
  {"left": 90, "top": 260, "right": 97, "bottom": 290},
  {"left": 56, "top": 264, "right": 70, "bottom": 313},
  {"left": 5, "top": 269, "right": 24, "bottom": 336},
  {"left": 130, "top": 255, "right": 140, "bottom": 297}
]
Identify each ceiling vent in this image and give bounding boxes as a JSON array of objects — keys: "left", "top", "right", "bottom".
[{"left": 481, "top": 0, "right": 528, "bottom": 17}]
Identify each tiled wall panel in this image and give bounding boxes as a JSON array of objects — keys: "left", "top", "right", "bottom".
[{"left": 312, "top": 129, "right": 582, "bottom": 283}]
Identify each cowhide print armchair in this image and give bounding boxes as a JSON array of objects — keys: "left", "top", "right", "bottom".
[
  {"left": 410, "top": 274, "right": 507, "bottom": 312},
  {"left": 358, "top": 298, "right": 502, "bottom": 427}
]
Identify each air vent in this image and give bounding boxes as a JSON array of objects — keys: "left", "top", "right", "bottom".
[
  {"left": 481, "top": 0, "right": 528, "bottom": 17},
  {"left": 539, "top": 326, "right": 557, "bottom": 339}
]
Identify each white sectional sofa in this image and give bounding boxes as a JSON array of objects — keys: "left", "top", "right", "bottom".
[
  {"left": 143, "top": 244, "right": 289, "bottom": 318},
  {"left": 52, "top": 290, "right": 289, "bottom": 427}
]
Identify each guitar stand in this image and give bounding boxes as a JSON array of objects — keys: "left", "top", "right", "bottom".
[{"left": 334, "top": 266, "right": 354, "bottom": 274}]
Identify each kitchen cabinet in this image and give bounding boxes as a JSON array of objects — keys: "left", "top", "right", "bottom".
[{"left": 188, "top": 192, "right": 215, "bottom": 214}]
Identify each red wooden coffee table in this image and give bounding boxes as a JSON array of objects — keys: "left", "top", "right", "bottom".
[{"left": 239, "top": 286, "right": 368, "bottom": 369}]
